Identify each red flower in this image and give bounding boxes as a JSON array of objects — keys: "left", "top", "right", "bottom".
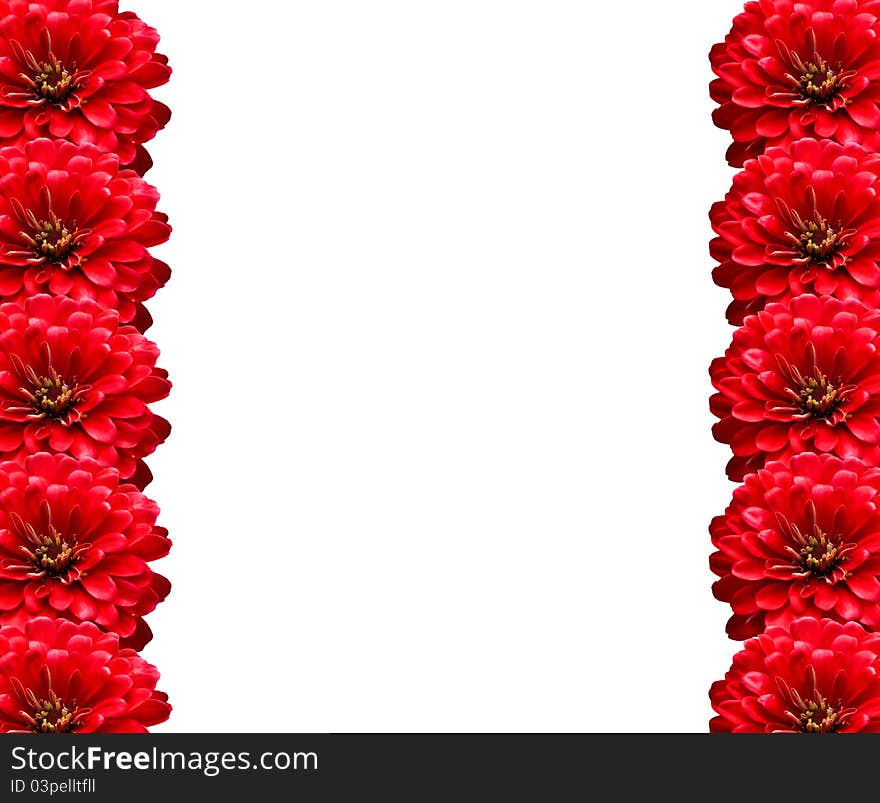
[
  {"left": 0, "top": 138, "right": 169, "bottom": 327},
  {"left": 712, "top": 138, "right": 880, "bottom": 324},
  {"left": 711, "top": 452, "right": 880, "bottom": 639},
  {"left": 710, "top": 617, "right": 880, "bottom": 732},
  {"left": 0, "top": 453, "right": 170, "bottom": 650},
  {"left": 710, "top": 294, "right": 880, "bottom": 482},
  {"left": 710, "top": 0, "right": 880, "bottom": 167},
  {"left": 0, "top": 294, "right": 170, "bottom": 488},
  {"left": 0, "top": 0, "right": 170, "bottom": 173},
  {"left": 0, "top": 617, "right": 169, "bottom": 732}
]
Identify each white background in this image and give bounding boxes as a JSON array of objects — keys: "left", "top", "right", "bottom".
[{"left": 138, "top": 0, "right": 748, "bottom": 732}]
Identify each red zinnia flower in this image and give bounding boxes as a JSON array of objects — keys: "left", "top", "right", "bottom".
[
  {"left": 0, "top": 0, "right": 170, "bottom": 173},
  {"left": 0, "top": 453, "right": 170, "bottom": 650},
  {"left": 0, "top": 617, "right": 169, "bottom": 732},
  {"left": 0, "top": 294, "right": 170, "bottom": 488},
  {"left": 0, "top": 138, "right": 170, "bottom": 327},
  {"left": 711, "top": 452, "right": 880, "bottom": 639},
  {"left": 712, "top": 138, "right": 880, "bottom": 324},
  {"left": 710, "top": 0, "right": 880, "bottom": 167},
  {"left": 710, "top": 294, "right": 880, "bottom": 482},
  {"left": 710, "top": 617, "right": 880, "bottom": 732}
]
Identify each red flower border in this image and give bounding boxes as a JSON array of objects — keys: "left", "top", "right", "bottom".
[
  {"left": 709, "top": 0, "right": 880, "bottom": 733},
  {"left": 0, "top": 1, "right": 171, "bottom": 733}
]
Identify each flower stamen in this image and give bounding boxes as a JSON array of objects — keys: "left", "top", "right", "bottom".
[
  {"left": 26, "top": 366, "right": 79, "bottom": 420},
  {"left": 20, "top": 688, "right": 85, "bottom": 734},
  {"left": 774, "top": 502, "right": 853, "bottom": 584},
  {"left": 776, "top": 191, "right": 856, "bottom": 272},
  {"left": 777, "top": 33, "right": 856, "bottom": 111},
  {"left": 22, "top": 51, "right": 80, "bottom": 106},
  {"left": 777, "top": 668, "right": 855, "bottom": 734},
  {"left": 18, "top": 523, "right": 85, "bottom": 581},
  {"left": 795, "top": 367, "right": 846, "bottom": 417},
  {"left": 794, "top": 211, "right": 850, "bottom": 267},
  {"left": 23, "top": 210, "right": 80, "bottom": 265},
  {"left": 797, "top": 56, "right": 846, "bottom": 103},
  {"left": 794, "top": 694, "right": 846, "bottom": 733},
  {"left": 773, "top": 345, "right": 855, "bottom": 424}
]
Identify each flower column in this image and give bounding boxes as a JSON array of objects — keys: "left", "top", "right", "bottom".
[
  {"left": 707, "top": 0, "right": 880, "bottom": 733},
  {"left": 0, "top": 1, "right": 172, "bottom": 733}
]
